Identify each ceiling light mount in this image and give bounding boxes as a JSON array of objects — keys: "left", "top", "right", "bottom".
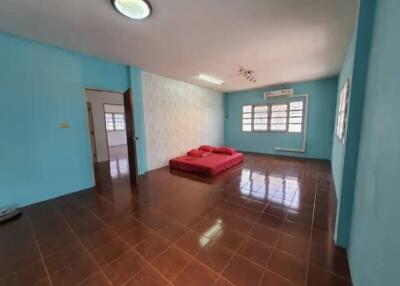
[
  {"left": 111, "top": 0, "right": 152, "bottom": 20},
  {"left": 239, "top": 66, "right": 257, "bottom": 83}
]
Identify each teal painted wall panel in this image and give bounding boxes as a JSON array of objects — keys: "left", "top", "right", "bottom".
[
  {"left": 331, "top": 28, "right": 356, "bottom": 212},
  {"left": 332, "top": 0, "right": 376, "bottom": 248},
  {"left": 348, "top": 0, "right": 400, "bottom": 285},
  {"left": 224, "top": 77, "right": 338, "bottom": 160},
  {"left": 0, "top": 33, "right": 130, "bottom": 206}
]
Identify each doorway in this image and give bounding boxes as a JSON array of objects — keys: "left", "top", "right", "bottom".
[{"left": 85, "top": 88, "right": 138, "bottom": 185}]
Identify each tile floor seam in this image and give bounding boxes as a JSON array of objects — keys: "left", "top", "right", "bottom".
[
  {"left": 257, "top": 160, "right": 306, "bottom": 286},
  {"left": 146, "top": 189, "right": 242, "bottom": 285},
  {"left": 81, "top": 202, "right": 177, "bottom": 286},
  {"left": 84, "top": 181, "right": 238, "bottom": 285},
  {"left": 309, "top": 264, "right": 353, "bottom": 282},
  {"left": 210, "top": 188, "right": 273, "bottom": 286},
  {"left": 304, "top": 167, "right": 320, "bottom": 286},
  {"left": 76, "top": 271, "right": 105, "bottom": 286},
  {"left": 27, "top": 215, "right": 55, "bottom": 286},
  {"left": 122, "top": 181, "right": 247, "bottom": 286},
  {"left": 10, "top": 157, "right": 349, "bottom": 286},
  {"left": 54, "top": 208, "right": 115, "bottom": 286}
]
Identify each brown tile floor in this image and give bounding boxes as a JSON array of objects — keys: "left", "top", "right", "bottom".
[{"left": 0, "top": 153, "right": 352, "bottom": 286}]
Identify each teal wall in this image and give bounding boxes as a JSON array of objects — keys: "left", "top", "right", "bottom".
[
  {"left": 224, "top": 77, "right": 338, "bottom": 160},
  {"left": 331, "top": 29, "right": 356, "bottom": 221},
  {"left": 0, "top": 33, "right": 147, "bottom": 206},
  {"left": 331, "top": 0, "right": 376, "bottom": 248},
  {"left": 347, "top": 0, "right": 400, "bottom": 285}
]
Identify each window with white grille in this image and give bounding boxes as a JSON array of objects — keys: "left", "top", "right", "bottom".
[
  {"left": 241, "top": 98, "right": 305, "bottom": 133},
  {"left": 253, "top": 105, "right": 269, "bottom": 131},
  {"left": 288, "top": 101, "right": 304, "bottom": 133},
  {"left": 242, "top": 105, "right": 253, "bottom": 132},
  {"left": 270, "top": 104, "right": 288, "bottom": 131},
  {"left": 105, "top": 113, "right": 126, "bottom": 131}
]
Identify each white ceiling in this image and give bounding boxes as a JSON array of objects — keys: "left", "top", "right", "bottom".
[{"left": 0, "top": 0, "right": 357, "bottom": 92}]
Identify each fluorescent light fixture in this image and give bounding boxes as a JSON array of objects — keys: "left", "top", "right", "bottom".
[
  {"left": 198, "top": 74, "right": 224, "bottom": 85},
  {"left": 112, "top": 0, "right": 152, "bottom": 20}
]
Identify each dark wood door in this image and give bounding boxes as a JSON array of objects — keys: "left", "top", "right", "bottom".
[
  {"left": 86, "top": 102, "right": 97, "bottom": 162},
  {"left": 123, "top": 89, "right": 139, "bottom": 186}
]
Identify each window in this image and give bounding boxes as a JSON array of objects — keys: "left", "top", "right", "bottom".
[
  {"left": 336, "top": 79, "right": 349, "bottom": 142},
  {"left": 113, "top": 114, "right": 126, "bottom": 130},
  {"left": 288, "top": 101, "right": 304, "bottom": 133},
  {"left": 105, "top": 113, "right": 126, "bottom": 131},
  {"left": 241, "top": 98, "right": 305, "bottom": 133},
  {"left": 253, "top": 105, "right": 269, "bottom": 131},
  {"left": 105, "top": 113, "right": 114, "bottom": 131},
  {"left": 270, "top": 104, "right": 288, "bottom": 131},
  {"left": 242, "top": 105, "right": 252, "bottom": 132}
]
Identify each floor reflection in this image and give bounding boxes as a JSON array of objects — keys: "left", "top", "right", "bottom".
[
  {"left": 109, "top": 158, "right": 129, "bottom": 178},
  {"left": 239, "top": 169, "right": 300, "bottom": 209},
  {"left": 199, "top": 219, "right": 223, "bottom": 247},
  {"left": 8, "top": 154, "right": 351, "bottom": 286},
  {"left": 108, "top": 145, "right": 129, "bottom": 179}
]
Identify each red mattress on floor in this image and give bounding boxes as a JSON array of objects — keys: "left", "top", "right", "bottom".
[{"left": 169, "top": 152, "right": 244, "bottom": 176}]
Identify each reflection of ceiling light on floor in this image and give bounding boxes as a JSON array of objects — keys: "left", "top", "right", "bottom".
[{"left": 199, "top": 219, "right": 223, "bottom": 247}]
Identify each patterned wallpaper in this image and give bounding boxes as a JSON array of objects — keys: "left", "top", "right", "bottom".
[{"left": 141, "top": 71, "right": 224, "bottom": 170}]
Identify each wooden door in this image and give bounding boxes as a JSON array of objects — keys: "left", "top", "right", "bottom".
[
  {"left": 86, "top": 102, "right": 97, "bottom": 163},
  {"left": 123, "top": 89, "right": 139, "bottom": 186}
]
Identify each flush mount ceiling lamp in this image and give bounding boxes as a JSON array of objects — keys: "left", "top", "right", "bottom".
[
  {"left": 239, "top": 66, "right": 257, "bottom": 83},
  {"left": 111, "top": 0, "right": 152, "bottom": 20},
  {"left": 198, "top": 74, "right": 224, "bottom": 85}
]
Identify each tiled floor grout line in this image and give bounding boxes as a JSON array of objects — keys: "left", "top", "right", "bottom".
[
  {"left": 257, "top": 212, "right": 291, "bottom": 286},
  {"left": 217, "top": 163, "right": 323, "bottom": 286},
  {"left": 2, "top": 158, "right": 349, "bottom": 286},
  {"left": 27, "top": 215, "right": 55, "bottom": 286},
  {"left": 77, "top": 162, "right": 323, "bottom": 286},
  {"left": 304, "top": 166, "right": 321, "bottom": 286},
  {"left": 310, "top": 264, "right": 352, "bottom": 281},
  {"left": 54, "top": 208, "right": 116, "bottom": 286},
  {"left": 209, "top": 162, "right": 289, "bottom": 286},
  {"left": 108, "top": 178, "right": 246, "bottom": 285},
  {"left": 218, "top": 162, "right": 316, "bottom": 286},
  {"left": 256, "top": 160, "right": 304, "bottom": 286},
  {"left": 135, "top": 186, "right": 247, "bottom": 285},
  {"left": 156, "top": 193, "right": 250, "bottom": 285},
  {"left": 161, "top": 195, "right": 313, "bottom": 285},
  {"left": 80, "top": 208, "right": 178, "bottom": 286}
]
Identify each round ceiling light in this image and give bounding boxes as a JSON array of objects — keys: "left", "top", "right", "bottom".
[{"left": 112, "top": 0, "right": 152, "bottom": 20}]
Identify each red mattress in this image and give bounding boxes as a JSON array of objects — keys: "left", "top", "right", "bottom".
[{"left": 169, "top": 152, "right": 244, "bottom": 176}]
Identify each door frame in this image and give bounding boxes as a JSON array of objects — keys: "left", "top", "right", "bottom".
[
  {"left": 84, "top": 88, "right": 139, "bottom": 186},
  {"left": 123, "top": 88, "right": 139, "bottom": 186}
]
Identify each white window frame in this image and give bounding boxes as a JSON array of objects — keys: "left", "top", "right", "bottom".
[
  {"left": 253, "top": 104, "right": 269, "bottom": 131},
  {"left": 288, "top": 101, "right": 304, "bottom": 133},
  {"left": 270, "top": 103, "right": 289, "bottom": 132},
  {"left": 241, "top": 98, "right": 305, "bottom": 133},
  {"left": 336, "top": 79, "right": 350, "bottom": 143},
  {"left": 242, "top": 105, "right": 253, "bottom": 132},
  {"left": 105, "top": 112, "right": 126, "bottom": 131}
]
